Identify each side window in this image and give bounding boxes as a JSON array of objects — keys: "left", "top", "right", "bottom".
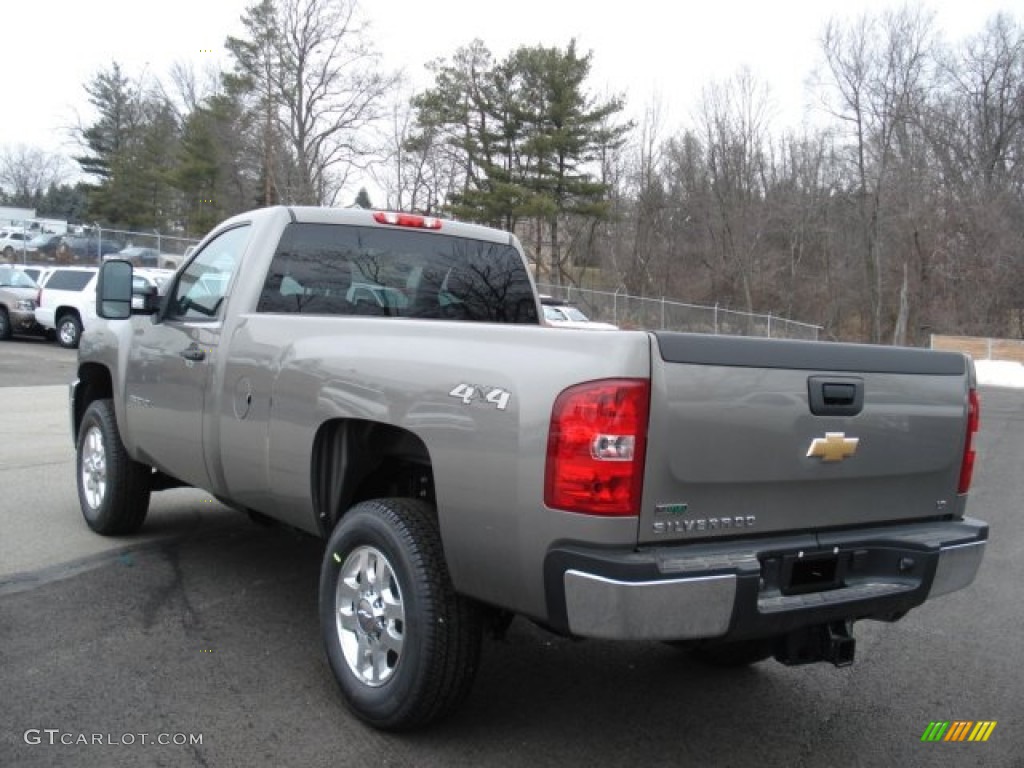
[
  {"left": 167, "top": 225, "right": 250, "bottom": 321},
  {"left": 44, "top": 270, "right": 94, "bottom": 291}
]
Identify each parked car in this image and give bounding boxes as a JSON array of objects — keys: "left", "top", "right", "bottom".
[
  {"left": 112, "top": 246, "right": 161, "bottom": 268},
  {"left": 158, "top": 252, "right": 186, "bottom": 270},
  {"left": 56, "top": 236, "right": 123, "bottom": 263},
  {"left": 0, "top": 265, "right": 43, "bottom": 339},
  {"left": 35, "top": 266, "right": 170, "bottom": 348},
  {"left": 0, "top": 229, "right": 32, "bottom": 261},
  {"left": 15, "top": 264, "right": 54, "bottom": 286},
  {"left": 25, "top": 233, "right": 63, "bottom": 261},
  {"left": 34, "top": 267, "right": 97, "bottom": 348},
  {"left": 539, "top": 295, "right": 618, "bottom": 329}
]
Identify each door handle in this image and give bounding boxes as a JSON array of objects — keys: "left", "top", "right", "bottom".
[{"left": 180, "top": 343, "right": 206, "bottom": 362}]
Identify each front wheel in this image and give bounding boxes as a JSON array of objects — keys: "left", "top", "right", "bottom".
[
  {"left": 57, "top": 312, "right": 82, "bottom": 348},
  {"left": 0, "top": 308, "right": 11, "bottom": 340},
  {"left": 76, "top": 399, "right": 151, "bottom": 535},
  {"left": 319, "top": 498, "right": 482, "bottom": 730}
]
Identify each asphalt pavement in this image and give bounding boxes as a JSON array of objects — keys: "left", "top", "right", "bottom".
[{"left": 0, "top": 338, "right": 1021, "bottom": 767}]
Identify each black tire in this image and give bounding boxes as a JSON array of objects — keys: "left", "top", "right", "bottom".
[
  {"left": 0, "top": 308, "right": 11, "bottom": 340},
  {"left": 57, "top": 312, "right": 83, "bottom": 349},
  {"left": 690, "top": 638, "right": 777, "bottom": 668},
  {"left": 76, "top": 399, "right": 151, "bottom": 535},
  {"left": 320, "top": 498, "right": 482, "bottom": 730}
]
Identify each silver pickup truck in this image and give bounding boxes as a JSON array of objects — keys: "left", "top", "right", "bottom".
[{"left": 72, "top": 206, "right": 986, "bottom": 730}]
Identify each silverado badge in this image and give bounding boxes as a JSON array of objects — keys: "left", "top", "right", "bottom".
[{"left": 806, "top": 432, "right": 859, "bottom": 462}]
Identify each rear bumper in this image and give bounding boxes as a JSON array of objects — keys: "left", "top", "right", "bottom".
[
  {"left": 34, "top": 307, "right": 55, "bottom": 330},
  {"left": 544, "top": 517, "right": 987, "bottom": 641}
]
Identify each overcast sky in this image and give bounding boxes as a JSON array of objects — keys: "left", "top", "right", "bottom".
[{"left": 1, "top": 0, "right": 1017, "bottom": 169}]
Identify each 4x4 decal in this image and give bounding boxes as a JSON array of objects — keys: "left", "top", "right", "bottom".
[{"left": 448, "top": 383, "right": 511, "bottom": 411}]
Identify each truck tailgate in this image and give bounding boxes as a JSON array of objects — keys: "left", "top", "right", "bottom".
[{"left": 639, "top": 333, "right": 972, "bottom": 544}]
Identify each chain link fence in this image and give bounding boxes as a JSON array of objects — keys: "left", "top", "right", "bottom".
[
  {"left": 5, "top": 226, "right": 202, "bottom": 269},
  {"left": 91, "top": 227, "right": 200, "bottom": 269},
  {"left": 931, "top": 335, "right": 1024, "bottom": 363},
  {"left": 537, "top": 284, "right": 822, "bottom": 341},
  {"left": 6, "top": 223, "right": 820, "bottom": 340}
]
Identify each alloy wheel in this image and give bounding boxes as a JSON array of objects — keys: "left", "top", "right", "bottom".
[{"left": 335, "top": 545, "right": 405, "bottom": 686}]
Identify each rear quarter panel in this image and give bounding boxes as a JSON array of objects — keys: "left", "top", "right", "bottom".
[{"left": 218, "top": 317, "right": 652, "bottom": 620}]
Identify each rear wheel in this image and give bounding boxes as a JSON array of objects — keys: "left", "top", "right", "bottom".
[
  {"left": 320, "top": 498, "right": 482, "bottom": 730},
  {"left": 0, "top": 308, "right": 11, "bottom": 340},
  {"left": 76, "top": 399, "right": 151, "bottom": 535},
  {"left": 57, "top": 312, "right": 82, "bottom": 348}
]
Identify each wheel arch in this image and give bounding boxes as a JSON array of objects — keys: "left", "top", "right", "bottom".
[
  {"left": 72, "top": 363, "right": 114, "bottom": 443},
  {"left": 311, "top": 418, "right": 435, "bottom": 536}
]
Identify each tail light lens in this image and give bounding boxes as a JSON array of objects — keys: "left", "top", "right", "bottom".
[
  {"left": 957, "top": 388, "right": 980, "bottom": 494},
  {"left": 545, "top": 379, "right": 650, "bottom": 516}
]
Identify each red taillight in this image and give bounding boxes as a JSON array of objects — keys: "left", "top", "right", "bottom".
[
  {"left": 372, "top": 211, "right": 442, "bottom": 230},
  {"left": 958, "top": 388, "right": 980, "bottom": 494},
  {"left": 544, "top": 379, "right": 650, "bottom": 516}
]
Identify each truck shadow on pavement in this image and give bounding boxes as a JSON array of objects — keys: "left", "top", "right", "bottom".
[{"left": 0, "top": 513, "right": 921, "bottom": 767}]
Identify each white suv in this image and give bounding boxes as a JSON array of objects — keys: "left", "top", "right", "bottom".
[
  {"left": 35, "top": 267, "right": 172, "bottom": 348},
  {"left": 0, "top": 229, "right": 32, "bottom": 261}
]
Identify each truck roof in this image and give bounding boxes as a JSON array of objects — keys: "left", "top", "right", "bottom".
[{"left": 284, "top": 206, "right": 520, "bottom": 247}]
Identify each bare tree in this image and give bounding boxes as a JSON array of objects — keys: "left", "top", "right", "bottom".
[
  {"left": 931, "top": 13, "right": 1024, "bottom": 189},
  {"left": 163, "top": 59, "right": 224, "bottom": 119},
  {"left": 923, "top": 13, "right": 1024, "bottom": 337},
  {"left": 226, "top": 0, "right": 281, "bottom": 205},
  {"left": 229, "top": 0, "right": 400, "bottom": 206},
  {"left": 696, "top": 67, "right": 774, "bottom": 317},
  {"left": 0, "top": 145, "right": 71, "bottom": 201},
  {"left": 764, "top": 129, "right": 841, "bottom": 331},
  {"left": 376, "top": 92, "right": 462, "bottom": 214},
  {"left": 617, "top": 100, "right": 668, "bottom": 295},
  {"left": 819, "top": 5, "right": 936, "bottom": 342}
]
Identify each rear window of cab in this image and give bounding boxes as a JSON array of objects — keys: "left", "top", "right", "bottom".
[{"left": 257, "top": 222, "right": 538, "bottom": 324}]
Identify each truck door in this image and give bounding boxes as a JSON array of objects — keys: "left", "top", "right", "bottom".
[{"left": 124, "top": 225, "right": 250, "bottom": 489}]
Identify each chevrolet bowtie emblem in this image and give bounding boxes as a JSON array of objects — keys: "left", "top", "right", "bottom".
[{"left": 806, "top": 432, "right": 859, "bottom": 462}]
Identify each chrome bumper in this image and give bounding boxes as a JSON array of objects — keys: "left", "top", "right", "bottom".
[
  {"left": 564, "top": 570, "right": 736, "bottom": 640},
  {"left": 553, "top": 518, "right": 987, "bottom": 642},
  {"left": 928, "top": 540, "right": 986, "bottom": 598}
]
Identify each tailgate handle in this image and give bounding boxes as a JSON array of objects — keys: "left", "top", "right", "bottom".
[
  {"left": 808, "top": 376, "right": 863, "bottom": 416},
  {"left": 823, "top": 383, "right": 855, "bottom": 405}
]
